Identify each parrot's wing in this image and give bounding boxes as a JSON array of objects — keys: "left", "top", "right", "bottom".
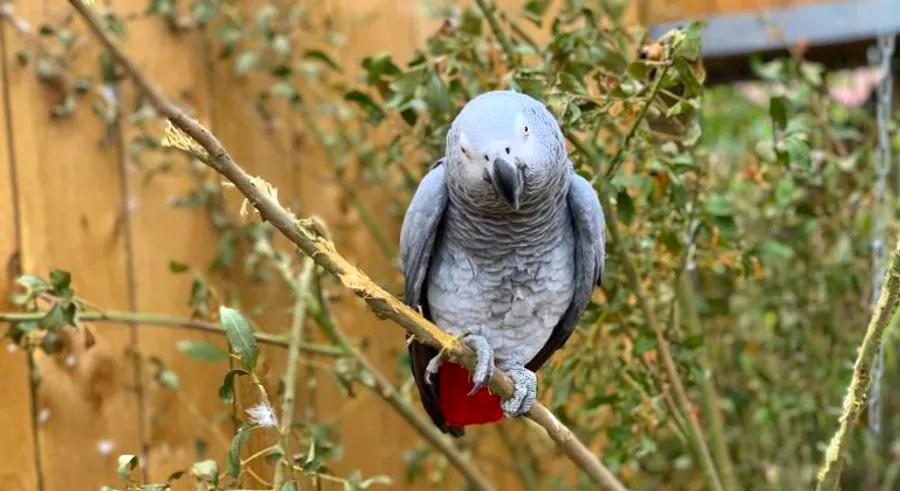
[
  {"left": 400, "top": 160, "right": 463, "bottom": 435},
  {"left": 399, "top": 159, "right": 449, "bottom": 307},
  {"left": 527, "top": 171, "right": 605, "bottom": 371}
]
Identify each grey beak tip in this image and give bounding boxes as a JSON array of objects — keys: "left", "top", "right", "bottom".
[{"left": 492, "top": 157, "right": 522, "bottom": 210}]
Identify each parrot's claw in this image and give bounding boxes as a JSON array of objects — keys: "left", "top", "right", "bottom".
[
  {"left": 424, "top": 352, "right": 445, "bottom": 385},
  {"left": 462, "top": 333, "right": 494, "bottom": 396},
  {"left": 499, "top": 365, "right": 537, "bottom": 418}
]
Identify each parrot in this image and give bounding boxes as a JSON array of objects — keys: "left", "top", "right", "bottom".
[{"left": 399, "top": 90, "right": 606, "bottom": 436}]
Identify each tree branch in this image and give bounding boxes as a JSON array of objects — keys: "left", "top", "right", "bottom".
[
  {"left": 473, "top": 0, "right": 516, "bottom": 64},
  {"left": 272, "top": 257, "right": 316, "bottom": 489},
  {"left": 0, "top": 310, "right": 343, "bottom": 356},
  {"left": 66, "top": 2, "right": 627, "bottom": 489},
  {"left": 817, "top": 237, "right": 900, "bottom": 490}
]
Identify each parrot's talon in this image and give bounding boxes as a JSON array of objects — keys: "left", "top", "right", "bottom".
[
  {"left": 424, "top": 351, "right": 445, "bottom": 385},
  {"left": 462, "top": 333, "right": 494, "bottom": 395},
  {"left": 499, "top": 365, "right": 537, "bottom": 418}
]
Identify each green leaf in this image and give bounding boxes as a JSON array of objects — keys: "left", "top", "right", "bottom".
[
  {"left": 168, "top": 260, "right": 189, "bottom": 273},
  {"left": 117, "top": 454, "right": 139, "bottom": 483},
  {"left": 634, "top": 335, "right": 656, "bottom": 355},
  {"left": 16, "top": 274, "right": 47, "bottom": 291},
  {"left": 303, "top": 49, "right": 340, "bottom": 71},
  {"left": 234, "top": 51, "right": 258, "bottom": 76},
  {"left": 227, "top": 424, "right": 252, "bottom": 478},
  {"left": 219, "top": 368, "right": 249, "bottom": 404},
  {"left": 219, "top": 306, "right": 258, "bottom": 371},
  {"left": 190, "top": 459, "right": 218, "bottom": 486},
  {"left": 784, "top": 136, "right": 811, "bottom": 171},
  {"left": 523, "top": 0, "right": 551, "bottom": 24},
  {"left": 769, "top": 96, "right": 788, "bottom": 132},
  {"left": 674, "top": 21, "right": 705, "bottom": 61},
  {"left": 177, "top": 340, "right": 228, "bottom": 362},
  {"left": 704, "top": 193, "right": 734, "bottom": 217},
  {"left": 48, "top": 269, "right": 71, "bottom": 291},
  {"left": 345, "top": 90, "right": 386, "bottom": 125}
]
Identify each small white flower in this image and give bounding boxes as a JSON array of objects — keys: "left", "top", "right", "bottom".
[
  {"left": 245, "top": 402, "right": 278, "bottom": 428},
  {"left": 64, "top": 354, "right": 77, "bottom": 368},
  {"left": 97, "top": 439, "right": 115, "bottom": 456},
  {"left": 37, "top": 408, "right": 50, "bottom": 425},
  {"left": 6, "top": 342, "right": 18, "bottom": 353}
]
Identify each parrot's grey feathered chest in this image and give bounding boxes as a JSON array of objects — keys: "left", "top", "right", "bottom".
[{"left": 425, "top": 192, "right": 575, "bottom": 365}]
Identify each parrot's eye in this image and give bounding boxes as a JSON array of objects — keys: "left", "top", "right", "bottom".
[
  {"left": 460, "top": 147, "right": 468, "bottom": 156},
  {"left": 483, "top": 154, "right": 490, "bottom": 162},
  {"left": 523, "top": 125, "right": 529, "bottom": 136},
  {"left": 505, "top": 147, "right": 510, "bottom": 154}
]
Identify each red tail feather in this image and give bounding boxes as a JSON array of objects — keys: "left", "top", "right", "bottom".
[{"left": 439, "top": 362, "right": 503, "bottom": 427}]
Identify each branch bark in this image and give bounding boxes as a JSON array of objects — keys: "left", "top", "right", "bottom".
[
  {"left": 272, "top": 257, "right": 316, "bottom": 489},
  {"left": 0, "top": 310, "right": 343, "bottom": 355},
  {"left": 816, "top": 237, "right": 900, "bottom": 490},
  {"left": 66, "top": 2, "right": 627, "bottom": 489}
]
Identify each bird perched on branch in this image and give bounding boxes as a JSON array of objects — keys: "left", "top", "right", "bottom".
[{"left": 400, "top": 90, "right": 606, "bottom": 436}]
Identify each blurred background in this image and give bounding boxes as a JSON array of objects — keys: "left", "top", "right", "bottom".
[{"left": 0, "top": 0, "right": 897, "bottom": 490}]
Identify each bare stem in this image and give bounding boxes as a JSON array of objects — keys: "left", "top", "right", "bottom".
[
  {"left": 473, "top": 0, "right": 516, "bottom": 64},
  {"left": 602, "top": 61, "right": 672, "bottom": 179},
  {"left": 678, "top": 275, "right": 739, "bottom": 491},
  {"left": 272, "top": 257, "right": 316, "bottom": 489},
  {"left": 66, "top": 2, "right": 626, "bottom": 488},
  {"left": 0, "top": 311, "right": 344, "bottom": 356},
  {"left": 817, "top": 237, "right": 900, "bottom": 490}
]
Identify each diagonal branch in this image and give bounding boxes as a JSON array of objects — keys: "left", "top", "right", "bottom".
[
  {"left": 66, "top": 1, "right": 627, "bottom": 489},
  {"left": 816, "top": 237, "right": 900, "bottom": 490}
]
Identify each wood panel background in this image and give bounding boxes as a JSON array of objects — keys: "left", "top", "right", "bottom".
[{"left": 0, "top": 0, "right": 826, "bottom": 490}]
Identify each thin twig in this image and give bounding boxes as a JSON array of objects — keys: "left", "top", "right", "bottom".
[
  {"left": 678, "top": 276, "right": 739, "bottom": 491},
  {"left": 497, "top": 11, "right": 539, "bottom": 52},
  {"left": 66, "top": 3, "right": 626, "bottom": 488},
  {"left": 602, "top": 62, "right": 672, "bottom": 179},
  {"left": 272, "top": 257, "right": 316, "bottom": 489},
  {"left": 816, "top": 237, "right": 900, "bottom": 490},
  {"left": 496, "top": 424, "right": 540, "bottom": 491},
  {"left": 473, "top": 0, "right": 516, "bottom": 64},
  {"left": 0, "top": 311, "right": 344, "bottom": 356}
]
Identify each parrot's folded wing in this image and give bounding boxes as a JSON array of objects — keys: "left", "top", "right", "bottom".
[
  {"left": 400, "top": 160, "right": 463, "bottom": 435},
  {"left": 527, "top": 171, "right": 606, "bottom": 371},
  {"left": 399, "top": 159, "right": 449, "bottom": 307}
]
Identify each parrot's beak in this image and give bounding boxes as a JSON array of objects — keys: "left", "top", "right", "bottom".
[{"left": 490, "top": 157, "right": 523, "bottom": 211}]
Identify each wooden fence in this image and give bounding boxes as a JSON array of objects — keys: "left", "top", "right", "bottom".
[{"left": 0, "top": 1, "right": 825, "bottom": 490}]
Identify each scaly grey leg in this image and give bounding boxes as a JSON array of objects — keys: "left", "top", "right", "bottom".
[
  {"left": 462, "top": 333, "right": 495, "bottom": 395},
  {"left": 423, "top": 350, "right": 445, "bottom": 385},
  {"left": 498, "top": 363, "right": 537, "bottom": 417}
]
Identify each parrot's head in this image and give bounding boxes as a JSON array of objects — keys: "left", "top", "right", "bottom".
[{"left": 445, "top": 90, "right": 567, "bottom": 213}]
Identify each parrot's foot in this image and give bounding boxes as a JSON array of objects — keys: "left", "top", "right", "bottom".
[
  {"left": 499, "top": 364, "right": 537, "bottom": 417},
  {"left": 423, "top": 351, "right": 445, "bottom": 385},
  {"left": 462, "top": 333, "right": 494, "bottom": 395}
]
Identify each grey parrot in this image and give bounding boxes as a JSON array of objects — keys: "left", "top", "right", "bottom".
[{"left": 399, "top": 90, "right": 606, "bottom": 436}]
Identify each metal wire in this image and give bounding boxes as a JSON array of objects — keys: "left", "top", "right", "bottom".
[{"left": 868, "top": 32, "right": 894, "bottom": 435}]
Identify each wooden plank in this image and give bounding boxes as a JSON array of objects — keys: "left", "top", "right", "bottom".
[
  {"left": 113, "top": 1, "right": 233, "bottom": 485},
  {"left": 3, "top": 1, "right": 141, "bottom": 489},
  {"left": 0, "top": 14, "right": 39, "bottom": 491}
]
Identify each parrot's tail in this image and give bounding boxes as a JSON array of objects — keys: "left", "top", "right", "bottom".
[{"left": 438, "top": 362, "right": 503, "bottom": 427}]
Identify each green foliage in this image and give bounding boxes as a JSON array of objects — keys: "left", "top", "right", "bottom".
[{"left": 218, "top": 306, "right": 258, "bottom": 371}]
